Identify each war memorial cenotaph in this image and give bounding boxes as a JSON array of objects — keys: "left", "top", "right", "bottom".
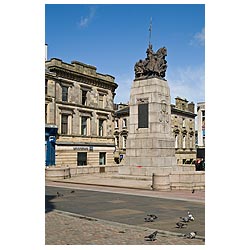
[
  {"left": 118, "top": 43, "right": 205, "bottom": 191},
  {"left": 118, "top": 44, "right": 177, "bottom": 177}
]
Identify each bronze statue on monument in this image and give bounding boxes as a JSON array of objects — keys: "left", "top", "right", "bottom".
[
  {"left": 134, "top": 18, "right": 167, "bottom": 80},
  {"left": 134, "top": 44, "right": 167, "bottom": 79}
]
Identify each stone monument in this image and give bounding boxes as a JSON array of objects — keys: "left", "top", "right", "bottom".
[{"left": 118, "top": 44, "right": 177, "bottom": 176}]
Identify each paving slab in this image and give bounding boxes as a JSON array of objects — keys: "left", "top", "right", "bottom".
[
  {"left": 45, "top": 210, "right": 205, "bottom": 245},
  {"left": 45, "top": 173, "right": 205, "bottom": 245}
]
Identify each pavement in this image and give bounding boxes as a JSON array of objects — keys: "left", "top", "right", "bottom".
[
  {"left": 46, "top": 172, "right": 205, "bottom": 202},
  {"left": 45, "top": 173, "right": 205, "bottom": 245}
]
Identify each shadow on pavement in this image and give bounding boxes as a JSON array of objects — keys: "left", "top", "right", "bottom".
[{"left": 45, "top": 195, "right": 56, "bottom": 213}]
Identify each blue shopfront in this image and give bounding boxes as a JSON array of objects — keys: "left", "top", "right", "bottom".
[{"left": 45, "top": 125, "right": 58, "bottom": 166}]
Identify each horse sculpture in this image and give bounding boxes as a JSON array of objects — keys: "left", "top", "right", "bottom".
[{"left": 134, "top": 45, "right": 167, "bottom": 79}]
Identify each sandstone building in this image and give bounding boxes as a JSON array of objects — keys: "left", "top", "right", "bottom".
[
  {"left": 45, "top": 58, "right": 118, "bottom": 169},
  {"left": 171, "top": 97, "right": 196, "bottom": 164},
  {"left": 196, "top": 101, "right": 205, "bottom": 159},
  {"left": 113, "top": 103, "right": 129, "bottom": 163}
]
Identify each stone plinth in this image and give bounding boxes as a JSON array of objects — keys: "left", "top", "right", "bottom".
[
  {"left": 119, "top": 77, "right": 177, "bottom": 176},
  {"left": 152, "top": 173, "right": 171, "bottom": 191},
  {"left": 45, "top": 167, "right": 70, "bottom": 180}
]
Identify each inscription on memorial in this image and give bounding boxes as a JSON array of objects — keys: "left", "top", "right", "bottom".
[{"left": 138, "top": 103, "right": 148, "bottom": 128}]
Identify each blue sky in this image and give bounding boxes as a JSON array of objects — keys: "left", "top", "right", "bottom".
[{"left": 45, "top": 4, "right": 205, "bottom": 105}]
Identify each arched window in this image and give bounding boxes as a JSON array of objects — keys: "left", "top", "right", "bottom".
[
  {"left": 115, "top": 119, "right": 119, "bottom": 129},
  {"left": 122, "top": 118, "right": 127, "bottom": 128},
  {"left": 183, "top": 135, "right": 186, "bottom": 149},
  {"left": 122, "top": 135, "right": 127, "bottom": 149},
  {"left": 175, "top": 134, "right": 178, "bottom": 148},
  {"left": 190, "top": 136, "right": 193, "bottom": 149},
  {"left": 115, "top": 136, "right": 119, "bottom": 148}
]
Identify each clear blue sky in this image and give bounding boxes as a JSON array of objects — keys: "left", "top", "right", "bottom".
[{"left": 45, "top": 4, "right": 205, "bottom": 105}]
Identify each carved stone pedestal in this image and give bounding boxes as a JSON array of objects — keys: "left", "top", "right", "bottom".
[{"left": 118, "top": 77, "right": 177, "bottom": 176}]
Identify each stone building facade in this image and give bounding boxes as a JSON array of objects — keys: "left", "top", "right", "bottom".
[
  {"left": 197, "top": 102, "right": 205, "bottom": 147},
  {"left": 113, "top": 103, "right": 129, "bottom": 163},
  {"left": 113, "top": 97, "right": 196, "bottom": 165},
  {"left": 171, "top": 97, "right": 196, "bottom": 164},
  {"left": 45, "top": 58, "right": 118, "bottom": 169},
  {"left": 196, "top": 102, "right": 205, "bottom": 160}
]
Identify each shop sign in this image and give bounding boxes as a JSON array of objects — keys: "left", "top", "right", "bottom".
[{"left": 73, "top": 146, "right": 93, "bottom": 151}]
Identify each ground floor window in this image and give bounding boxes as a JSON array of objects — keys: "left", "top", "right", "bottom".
[
  {"left": 99, "top": 152, "right": 106, "bottom": 165},
  {"left": 77, "top": 152, "right": 87, "bottom": 166}
]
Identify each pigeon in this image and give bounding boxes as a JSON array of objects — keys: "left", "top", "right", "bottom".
[
  {"left": 180, "top": 216, "right": 190, "bottom": 223},
  {"left": 144, "top": 214, "right": 158, "bottom": 222},
  {"left": 192, "top": 189, "right": 195, "bottom": 193},
  {"left": 184, "top": 231, "right": 197, "bottom": 239},
  {"left": 144, "top": 231, "right": 158, "bottom": 241},
  {"left": 70, "top": 190, "right": 75, "bottom": 193},
  {"left": 147, "top": 214, "right": 158, "bottom": 220},
  {"left": 176, "top": 222, "right": 187, "bottom": 228},
  {"left": 188, "top": 211, "right": 194, "bottom": 221},
  {"left": 56, "top": 191, "right": 63, "bottom": 197},
  {"left": 144, "top": 217, "right": 155, "bottom": 222}
]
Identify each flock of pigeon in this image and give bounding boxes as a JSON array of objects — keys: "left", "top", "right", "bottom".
[
  {"left": 55, "top": 190, "right": 198, "bottom": 243},
  {"left": 144, "top": 211, "right": 197, "bottom": 242},
  {"left": 178, "top": 211, "right": 197, "bottom": 239}
]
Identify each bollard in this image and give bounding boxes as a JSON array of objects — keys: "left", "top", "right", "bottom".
[{"left": 152, "top": 173, "right": 171, "bottom": 191}]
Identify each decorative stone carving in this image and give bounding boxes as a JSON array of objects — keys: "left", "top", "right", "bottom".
[{"left": 134, "top": 44, "right": 167, "bottom": 79}]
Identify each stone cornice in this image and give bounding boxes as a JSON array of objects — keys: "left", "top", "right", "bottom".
[
  {"left": 46, "top": 59, "right": 118, "bottom": 92},
  {"left": 56, "top": 101, "right": 115, "bottom": 114},
  {"left": 56, "top": 138, "right": 115, "bottom": 146},
  {"left": 171, "top": 105, "right": 196, "bottom": 118}
]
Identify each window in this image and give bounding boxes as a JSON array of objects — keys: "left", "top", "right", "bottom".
[
  {"left": 182, "top": 118, "right": 186, "bottom": 128},
  {"left": 62, "top": 86, "right": 68, "bottom": 102},
  {"left": 45, "top": 79, "right": 48, "bottom": 95},
  {"left": 115, "top": 119, "right": 119, "bottom": 129},
  {"left": 190, "top": 137, "right": 193, "bottom": 149},
  {"left": 77, "top": 152, "right": 87, "bottom": 166},
  {"left": 99, "top": 119, "right": 104, "bottom": 136},
  {"left": 81, "top": 90, "right": 87, "bottom": 105},
  {"left": 99, "top": 152, "right": 106, "bottom": 165},
  {"left": 61, "top": 114, "right": 68, "bottom": 134},
  {"left": 81, "top": 117, "right": 87, "bottom": 136},
  {"left": 183, "top": 135, "right": 186, "bottom": 149},
  {"left": 202, "top": 117, "right": 205, "bottom": 129},
  {"left": 99, "top": 94, "right": 104, "bottom": 108},
  {"left": 122, "top": 119, "right": 127, "bottom": 128},
  {"left": 115, "top": 136, "right": 119, "bottom": 148},
  {"left": 122, "top": 136, "right": 127, "bottom": 149},
  {"left": 175, "top": 135, "right": 178, "bottom": 148},
  {"left": 195, "top": 134, "right": 198, "bottom": 145}
]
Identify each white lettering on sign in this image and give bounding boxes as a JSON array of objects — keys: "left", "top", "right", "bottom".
[{"left": 73, "top": 147, "right": 89, "bottom": 151}]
